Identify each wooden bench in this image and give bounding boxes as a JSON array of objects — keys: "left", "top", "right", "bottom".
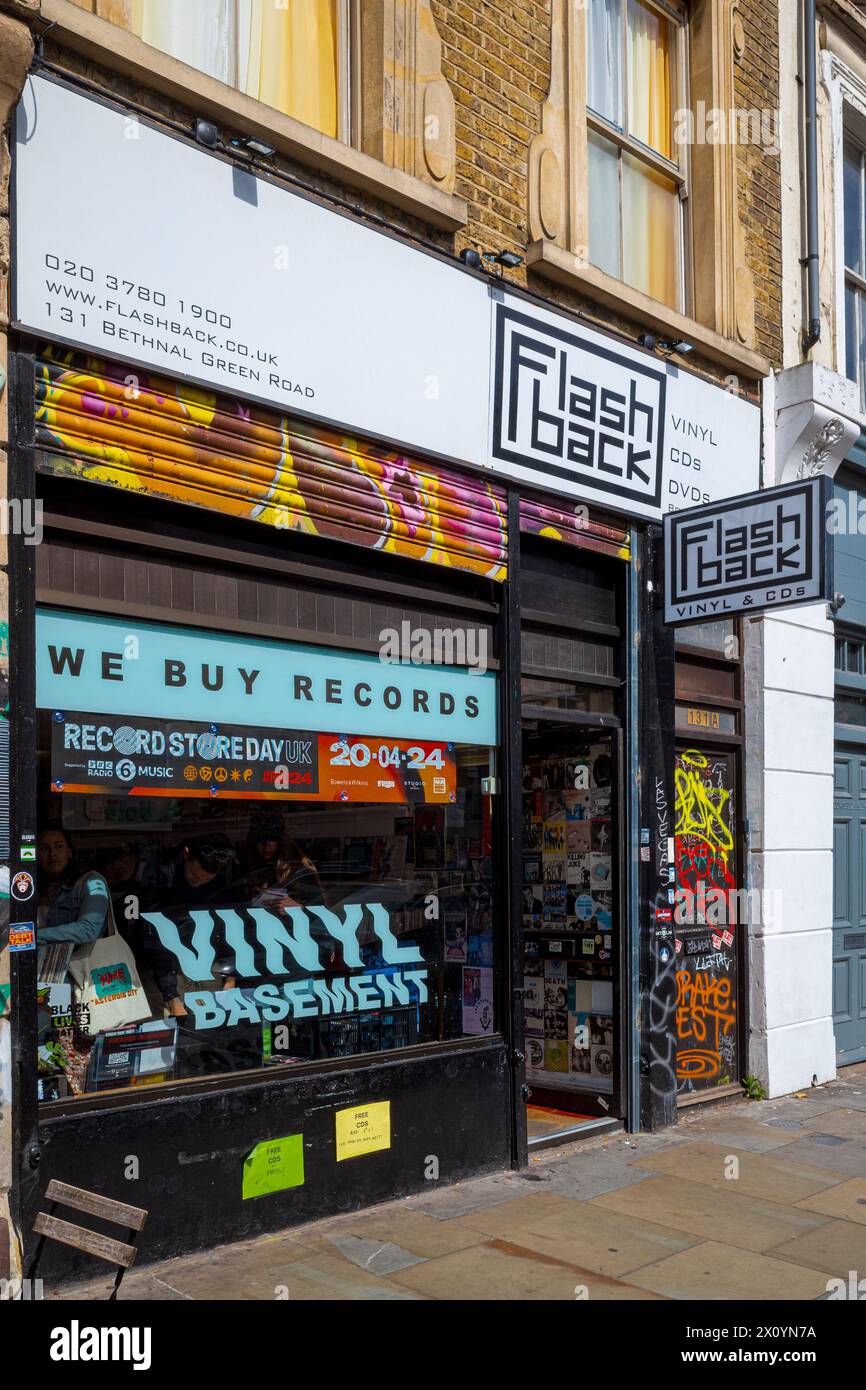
[{"left": 29, "top": 1180, "right": 148, "bottom": 1299}]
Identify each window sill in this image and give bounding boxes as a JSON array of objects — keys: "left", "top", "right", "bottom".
[
  {"left": 525, "top": 239, "right": 770, "bottom": 381},
  {"left": 42, "top": 0, "right": 468, "bottom": 233}
]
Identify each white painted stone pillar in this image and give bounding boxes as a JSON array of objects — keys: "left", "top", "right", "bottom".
[
  {"left": 747, "top": 602, "right": 837, "bottom": 1096},
  {"left": 746, "top": 362, "right": 859, "bottom": 1096}
]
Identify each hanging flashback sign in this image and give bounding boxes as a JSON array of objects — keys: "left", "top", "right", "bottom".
[{"left": 663, "top": 478, "right": 831, "bottom": 624}]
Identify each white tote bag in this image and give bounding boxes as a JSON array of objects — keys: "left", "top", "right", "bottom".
[{"left": 67, "top": 885, "right": 152, "bottom": 1037}]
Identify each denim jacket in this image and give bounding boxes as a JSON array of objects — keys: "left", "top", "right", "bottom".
[{"left": 38, "top": 872, "right": 111, "bottom": 946}]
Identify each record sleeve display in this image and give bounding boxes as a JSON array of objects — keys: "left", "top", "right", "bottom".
[{"left": 522, "top": 734, "right": 616, "bottom": 1094}]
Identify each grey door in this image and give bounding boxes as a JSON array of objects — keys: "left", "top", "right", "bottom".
[{"left": 833, "top": 746, "right": 866, "bottom": 1064}]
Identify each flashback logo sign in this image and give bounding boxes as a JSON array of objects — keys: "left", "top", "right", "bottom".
[
  {"left": 664, "top": 479, "right": 829, "bottom": 624},
  {"left": 490, "top": 301, "right": 666, "bottom": 511}
]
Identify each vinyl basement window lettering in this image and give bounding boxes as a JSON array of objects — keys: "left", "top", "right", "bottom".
[{"left": 34, "top": 631, "right": 500, "bottom": 1104}]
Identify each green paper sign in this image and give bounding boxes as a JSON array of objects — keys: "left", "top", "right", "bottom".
[{"left": 242, "top": 1134, "right": 305, "bottom": 1200}]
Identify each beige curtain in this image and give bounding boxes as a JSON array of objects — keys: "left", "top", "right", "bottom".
[
  {"left": 627, "top": 0, "right": 672, "bottom": 158},
  {"left": 131, "top": 0, "right": 340, "bottom": 138},
  {"left": 623, "top": 157, "right": 679, "bottom": 307},
  {"left": 242, "top": 0, "right": 338, "bottom": 136},
  {"left": 624, "top": 0, "right": 677, "bottom": 306},
  {"left": 131, "top": 0, "right": 233, "bottom": 84}
]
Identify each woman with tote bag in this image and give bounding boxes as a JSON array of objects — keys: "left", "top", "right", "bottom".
[{"left": 37, "top": 825, "right": 151, "bottom": 1093}]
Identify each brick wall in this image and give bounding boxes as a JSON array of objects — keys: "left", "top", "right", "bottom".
[
  {"left": 431, "top": 0, "right": 549, "bottom": 262},
  {"left": 433, "top": 0, "right": 783, "bottom": 381},
  {"left": 735, "top": 0, "right": 783, "bottom": 365},
  {"left": 38, "top": 1, "right": 782, "bottom": 386}
]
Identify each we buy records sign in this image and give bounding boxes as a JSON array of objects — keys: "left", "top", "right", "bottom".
[{"left": 51, "top": 711, "right": 456, "bottom": 805}]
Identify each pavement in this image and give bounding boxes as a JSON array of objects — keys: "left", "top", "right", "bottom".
[{"left": 48, "top": 1063, "right": 866, "bottom": 1301}]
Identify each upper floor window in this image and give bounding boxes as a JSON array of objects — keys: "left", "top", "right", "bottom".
[
  {"left": 585, "top": 0, "right": 687, "bottom": 311},
  {"left": 125, "top": 0, "right": 352, "bottom": 140},
  {"left": 844, "top": 137, "right": 866, "bottom": 409}
]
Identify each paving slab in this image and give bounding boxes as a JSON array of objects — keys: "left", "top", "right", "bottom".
[
  {"left": 53, "top": 1271, "right": 192, "bottom": 1302},
  {"left": 319, "top": 1235, "right": 427, "bottom": 1275},
  {"left": 524, "top": 1150, "right": 657, "bottom": 1200},
  {"left": 683, "top": 1117, "right": 807, "bottom": 1151},
  {"left": 453, "top": 1192, "right": 701, "bottom": 1276},
  {"left": 756, "top": 1095, "right": 840, "bottom": 1120},
  {"left": 795, "top": 1177, "right": 866, "bottom": 1225},
  {"left": 767, "top": 1217, "right": 866, "bottom": 1280},
  {"left": 633, "top": 1141, "right": 842, "bottom": 1203},
  {"left": 384, "top": 1241, "right": 665, "bottom": 1301},
  {"left": 591, "top": 1175, "right": 833, "bottom": 1253},
  {"left": 292, "top": 1207, "right": 487, "bottom": 1261},
  {"left": 625, "top": 1240, "right": 832, "bottom": 1302},
  {"left": 51, "top": 1231, "right": 314, "bottom": 1302},
  {"left": 164, "top": 1250, "right": 424, "bottom": 1301},
  {"left": 404, "top": 1172, "right": 525, "bottom": 1220},
  {"left": 796, "top": 1109, "right": 866, "bottom": 1138},
  {"left": 797, "top": 1092, "right": 866, "bottom": 1114},
  {"left": 765, "top": 1137, "right": 866, "bottom": 1177}
]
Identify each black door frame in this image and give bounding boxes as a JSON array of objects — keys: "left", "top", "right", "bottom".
[{"left": 519, "top": 711, "right": 626, "bottom": 1127}]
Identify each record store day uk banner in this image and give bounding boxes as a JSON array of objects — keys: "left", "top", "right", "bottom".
[{"left": 51, "top": 711, "right": 457, "bottom": 804}]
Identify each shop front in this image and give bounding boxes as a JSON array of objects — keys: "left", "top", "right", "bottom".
[{"left": 7, "top": 73, "right": 763, "bottom": 1270}]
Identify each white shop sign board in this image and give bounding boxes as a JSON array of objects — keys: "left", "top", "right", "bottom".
[{"left": 13, "top": 75, "right": 760, "bottom": 522}]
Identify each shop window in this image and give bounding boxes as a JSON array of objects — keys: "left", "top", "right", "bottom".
[
  {"left": 586, "top": 0, "right": 686, "bottom": 309},
  {"left": 34, "top": 610, "right": 499, "bottom": 1103}
]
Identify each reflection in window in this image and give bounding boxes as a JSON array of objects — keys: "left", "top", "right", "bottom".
[
  {"left": 674, "top": 618, "right": 736, "bottom": 656},
  {"left": 586, "top": 0, "right": 685, "bottom": 309},
  {"left": 127, "top": 0, "right": 345, "bottom": 138},
  {"left": 35, "top": 723, "right": 497, "bottom": 1102}
]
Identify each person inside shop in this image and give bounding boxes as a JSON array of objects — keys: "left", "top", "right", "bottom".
[
  {"left": 244, "top": 808, "right": 325, "bottom": 910},
  {"left": 36, "top": 824, "right": 112, "bottom": 944},
  {"left": 101, "top": 841, "right": 148, "bottom": 892},
  {"left": 243, "top": 808, "right": 287, "bottom": 894},
  {"left": 101, "top": 841, "right": 150, "bottom": 936},
  {"left": 138, "top": 832, "right": 237, "bottom": 1018}
]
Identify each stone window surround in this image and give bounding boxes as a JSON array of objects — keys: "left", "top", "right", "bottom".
[
  {"left": 526, "top": 0, "right": 769, "bottom": 380},
  {"left": 823, "top": 42, "right": 866, "bottom": 413},
  {"left": 43, "top": 0, "right": 467, "bottom": 232}
]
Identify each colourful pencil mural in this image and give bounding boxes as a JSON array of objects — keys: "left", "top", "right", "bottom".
[
  {"left": 35, "top": 346, "right": 509, "bottom": 582},
  {"left": 35, "top": 345, "right": 630, "bottom": 575}
]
